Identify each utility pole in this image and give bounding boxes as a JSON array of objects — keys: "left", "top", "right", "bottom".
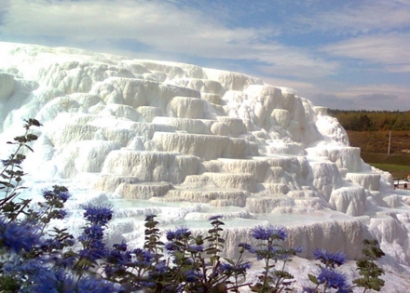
[{"left": 387, "top": 131, "right": 391, "bottom": 155}]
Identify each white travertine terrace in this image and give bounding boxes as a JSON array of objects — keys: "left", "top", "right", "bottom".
[{"left": 1, "top": 42, "right": 410, "bottom": 291}]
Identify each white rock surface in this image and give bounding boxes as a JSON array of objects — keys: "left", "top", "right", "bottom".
[{"left": 1, "top": 42, "right": 410, "bottom": 291}]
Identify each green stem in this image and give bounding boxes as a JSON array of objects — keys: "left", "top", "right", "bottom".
[
  {"left": 261, "top": 239, "right": 273, "bottom": 293},
  {"left": 274, "top": 259, "right": 288, "bottom": 293}
]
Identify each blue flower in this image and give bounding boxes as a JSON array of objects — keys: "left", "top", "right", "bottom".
[
  {"left": 30, "top": 269, "right": 76, "bottom": 293},
  {"left": 79, "top": 244, "right": 107, "bottom": 262},
  {"left": 54, "top": 254, "right": 76, "bottom": 268},
  {"left": 132, "top": 249, "right": 154, "bottom": 267},
  {"left": 238, "top": 242, "right": 255, "bottom": 253},
  {"left": 104, "top": 266, "right": 119, "bottom": 278},
  {"left": 165, "top": 241, "right": 179, "bottom": 251},
  {"left": 80, "top": 224, "right": 104, "bottom": 241},
  {"left": 113, "top": 241, "right": 127, "bottom": 252},
  {"left": 77, "top": 277, "right": 122, "bottom": 293},
  {"left": 41, "top": 238, "right": 64, "bottom": 251},
  {"left": 57, "top": 191, "right": 70, "bottom": 202},
  {"left": 78, "top": 223, "right": 107, "bottom": 262},
  {"left": 188, "top": 245, "right": 204, "bottom": 253},
  {"left": 42, "top": 186, "right": 70, "bottom": 203},
  {"left": 184, "top": 270, "right": 201, "bottom": 282},
  {"left": 338, "top": 285, "right": 352, "bottom": 293},
  {"left": 166, "top": 227, "right": 191, "bottom": 241},
  {"left": 82, "top": 204, "right": 113, "bottom": 226},
  {"left": 139, "top": 281, "right": 156, "bottom": 288},
  {"left": 220, "top": 263, "right": 233, "bottom": 272},
  {"left": 54, "top": 209, "right": 67, "bottom": 219},
  {"left": 313, "top": 249, "right": 346, "bottom": 267},
  {"left": 148, "top": 262, "right": 169, "bottom": 279},
  {"left": 251, "top": 225, "right": 288, "bottom": 241},
  {"left": 0, "top": 218, "right": 40, "bottom": 252},
  {"left": 239, "top": 262, "right": 251, "bottom": 270},
  {"left": 108, "top": 249, "right": 132, "bottom": 265},
  {"left": 42, "top": 190, "right": 54, "bottom": 200},
  {"left": 166, "top": 230, "right": 176, "bottom": 241},
  {"left": 317, "top": 267, "right": 347, "bottom": 290},
  {"left": 152, "top": 262, "right": 169, "bottom": 274},
  {"left": 220, "top": 262, "right": 251, "bottom": 274},
  {"left": 7, "top": 265, "right": 78, "bottom": 293}
]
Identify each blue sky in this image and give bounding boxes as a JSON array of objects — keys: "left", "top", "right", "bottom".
[{"left": 1, "top": 0, "right": 409, "bottom": 111}]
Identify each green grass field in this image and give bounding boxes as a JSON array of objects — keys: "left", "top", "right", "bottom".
[
  {"left": 368, "top": 163, "right": 410, "bottom": 179},
  {"left": 340, "top": 129, "right": 410, "bottom": 179},
  {"left": 360, "top": 152, "right": 410, "bottom": 179}
]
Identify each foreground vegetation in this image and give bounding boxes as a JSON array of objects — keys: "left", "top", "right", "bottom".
[{"left": 0, "top": 120, "right": 386, "bottom": 292}]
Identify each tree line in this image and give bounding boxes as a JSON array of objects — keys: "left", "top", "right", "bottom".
[{"left": 328, "top": 110, "right": 410, "bottom": 131}]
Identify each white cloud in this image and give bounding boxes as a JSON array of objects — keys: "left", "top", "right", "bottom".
[
  {"left": 386, "top": 64, "right": 410, "bottom": 73},
  {"left": 0, "top": 0, "right": 337, "bottom": 79},
  {"left": 256, "top": 58, "right": 338, "bottom": 79},
  {"left": 311, "top": 93, "right": 401, "bottom": 111},
  {"left": 321, "top": 33, "right": 410, "bottom": 70},
  {"left": 261, "top": 77, "right": 317, "bottom": 96},
  {"left": 337, "top": 84, "right": 410, "bottom": 98},
  {"left": 310, "top": 94, "right": 354, "bottom": 110},
  {"left": 311, "top": 84, "right": 410, "bottom": 111},
  {"left": 298, "top": 0, "right": 410, "bottom": 35}
]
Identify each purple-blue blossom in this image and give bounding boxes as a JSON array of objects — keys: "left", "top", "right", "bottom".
[
  {"left": 152, "top": 262, "right": 169, "bottom": 274},
  {"left": 2, "top": 264, "right": 117, "bottom": 293},
  {"left": 78, "top": 224, "right": 108, "bottom": 261},
  {"left": 0, "top": 218, "right": 41, "bottom": 252},
  {"left": 184, "top": 270, "right": 202, "bottom": 282},
  {"left": 77, "top": 277, "right": 123, "bottom": 293},
  {"left": 317, "top": 267, "right": 348, "bottom": 290},
  {"left": 82, "top": 204, "right": 113, "bottom": 226},
  {"left": 166, "top": 227, "right": 191, "bottom": 241},
  {"left": 132, "top": 248, "right": 154, "bottom": 267},
  {"left": 220, "top": 262, "right": 251, "bottom": 273},
  {"left": 139, "top": 281, "right": 156, "bottom": 288},
  {"left": 108, "top": 249, "right": 132, "bottom": 265},
  {"left": 238, "top": 242, "right": 255, "bottom": 253},
  {"left": 79, "top": 244, "right": 107, "bottom": 262},
  {"left": 41, "top": 238, "right": 65, "bottom": 251},
  {"left": 251, "top": 225, "right": 288, "bottom": 241},
  {"left": 313, "top": 249, "right": 346, "bottom": 267},
  {"left": 165, "top": 241, "right": 179, "bottom": 251},
  {"left": 57, "top": 191, "right": 70, "bottom": 202},
  {"left": 113, "top": 241, "right": 127, "bottom": 252},
  {"left": 26, "top": 268, "right": 75, "bottom": 293},
  {"left": 80, "top": 224, "right": 104, "bottom": 241},
  {"left": 54, "top": 209, "right": 67, "bottom": 219},
  {"left": 188, "top": 245, "right": 204, "bottom": 253}
]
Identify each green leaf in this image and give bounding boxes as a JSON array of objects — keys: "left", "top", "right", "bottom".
[
  {"left": 224, "top": 258, "right": 235, "bottom": 265},
  {"left": 26, "top": 134, "right": 38, "bottom": 141},
  {"left": 308, "top": 274, "right": 319, "bottom": 285},
  {"left": 24, "top": 144, "right": 34, "bottom": 152},
  {"left": 0, "top": 181, "right": 15, "bottom": 188}
]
